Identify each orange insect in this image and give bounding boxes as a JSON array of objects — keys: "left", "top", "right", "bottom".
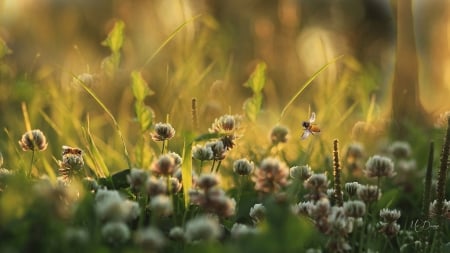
[
  {"left": 301, "top": 112, "right": 321, "bottom": 139},
  {"left": 62, "top": 145, "right": 83, "bottom": 156}
]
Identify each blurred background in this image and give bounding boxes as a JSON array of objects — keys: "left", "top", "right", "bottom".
[{"left": 0, "top": 0, "right": 449, "bottom": 171}]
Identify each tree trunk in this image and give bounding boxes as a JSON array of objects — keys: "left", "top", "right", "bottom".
[{"left": 391, "top": 0, "right": 427, "bottom": 138}]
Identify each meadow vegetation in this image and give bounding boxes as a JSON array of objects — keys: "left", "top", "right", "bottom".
[{"left": 0, "top": 1, "right": 450, "bottom": 252}]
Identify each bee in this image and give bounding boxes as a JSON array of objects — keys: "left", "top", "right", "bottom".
[
  {"left": 301, "top": 112, "right": 321, "bottom": 139},
  {"left": 62, "top": 145, "right": 83, "bottom": 156}
]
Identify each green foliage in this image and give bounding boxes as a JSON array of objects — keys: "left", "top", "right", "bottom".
[{"left": 243, "top": 62, "right": 266, "bottom": 122}]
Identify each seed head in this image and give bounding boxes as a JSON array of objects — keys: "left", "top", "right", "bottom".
[
  {"left": 151, "top": 122, "right": 175, "bottom": 141},
  {"left": 270, "top": 125, "right": 289, "bottom": 145},
  {"left": 290, "top": 165, "right": 312, "bottom": 181},
  {"left": 364, "top": 155, "right": 396, "bottom": 178},
  {"left": 233, "top": 158, "right": 254, "bottom": 176},
  {"left": 18, "top": 129, "right": 48, "bottom": 151}
]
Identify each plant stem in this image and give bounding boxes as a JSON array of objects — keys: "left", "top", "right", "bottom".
[
  {"left": 210, "top": 159, "right": 216, "bottom": 173},
  {"left": 28, "top": 150, "right": 35, "bottom": 177},
  {"left": 215, "top": 160, "right": 222, "bottom": 173},
  {"left": 422, "top": 141, "right": 434, "bottom": 220},
  {"left": 161, "top": 140, "right": 166, "bottom": 154}
]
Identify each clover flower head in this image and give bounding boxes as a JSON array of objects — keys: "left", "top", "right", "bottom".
[
  {"left": 18, "top": 129, "right": 48, "bottom": 151},
  {"left": 270, "top": 125, "right": 289, "bottom": 145},
  {"left": 233, "top": 158, "right": 254, "bottom": 176},
  {"left": 135, "top": 227, "right": 166, "bottom": 250},
  {"left": 364, "top": 155, "right": 396, "bottom": 178},
  {"left": 192, "top": 145, "right": 214, "bottom": 161},
  {"left": 185, "top": 215, "right": 221, "bottom": 242},
  {"left": 151, "top": 122, "right": 175, "bottom": 141},
  {"left": 290, "top": 165, "right": 312, "bottom": 181},
  {"left": 101, "top": 221, "right": 130, "bottom": 245}
]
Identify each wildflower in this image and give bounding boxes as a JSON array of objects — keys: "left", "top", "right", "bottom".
[
  {"left": 231, "top": 223, "right": 257, "bottom": 238},
  {"left": 378, "top": 208, "right": 400, "bottom": 236},
  {"left": 148, "top": 195, "right": 173, "bottom": 216},
  {"left": 127, "top": 168, "right": 149, "bottom": 193},
  {"left": 379, "top": 208, "right": 401, "bottom": 223},
  {"left": 290, "top": 165, "right": 312, "bottom": 181},
  {"left": 145, "top": 177, "right": 167, "bottom": 197},
  {"left": 169, "top": 226, "right": 185, "bottom": 241},
  {"left": 185, "top": 215, "right": 222, "bottom": 242},
  {"left": 151, "top": 122, "right": 175, "bottom": 141},
  {"left": 270, "top": 125, "right": 289, "bottom": 145},
  {"left": 95, "top": 190, "right": 128, "bottom": 221},
  {"left": 18, "top": 129, "right": 48, "bottom": 151},
  {"left": 135, "top": 227, "right": 166, "bottom": 251},
  {"left": 297, "top": 201, "right": 315, "bottom": 216},
  {"left": 357, "top": 185, "right": 381, "bottom": 204},
  {"left": 396, "top": 159, "right": 416, "bottom": 173},
  {"left": 192, "top": 145, "right": 214, "bottom": 161},
  {"left": 429, "top": 200, "right": 450, "bottom": 219},
  {"left": 206, "top": 141, "right": 227, "bottom": 160},
  {"left": 123, "top": 200, "right": 141, "bottom": 221},
  {"left": 196, "top": 174, "right": 219, "bottom": 190},
  {"left": 344, "top": 182, "right": 360, "bottom": 198},
  {"left": 209, "top": 114, "right": 241, "bottom": 134},
  {"left": 101, "top": 221, "right": 130, "bottom": 244},
  {"left": 167, "top": 151, "right": 182, "bottom": 168},
  {"left": 304, "top": 173, "right": 328, "bottom": 201},
  {"left": 152, "top": 154, "right": 176, "bottom": 176},
  {"left": 345, "top": 143, "right": 364, "bottom": 163},
  {"left": 388, "top": 141, "right": 412, "bottom": 159},
  {"left": 189, "top": 185, "right": 236, "bottom": 218},
  {"left": 249, "top": 203, "right": 266, "bottom": 223},
  {"left": 343, "top": 200, "right": 366, "bottom": 218},
  {"left": 233, "top": 158, "right": 254, "bottom": 176},
  {"left": 310, "top": 198, "right": 331, "bottom": 220},
  {"left": 64, "top": 227, "right": 89, "bottom": 246},
  {"left": 169, "top": 177, "right": 182, "bottom": 193},
  {"left": 253, "top": 157, "right": 289, "bottom": 193},
  {"left": 364, "top": 155, "right": 396, "bottom": 178}
]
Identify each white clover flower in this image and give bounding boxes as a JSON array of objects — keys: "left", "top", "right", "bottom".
[
  {"left": 185, "top": 215, "right": 221, "bottom": 242},
  {"left": 101, "top": 222, "right": 130, "bottom": 244},
  {"left": 135, "top": 227, "right": 166, "bottom": 250}
]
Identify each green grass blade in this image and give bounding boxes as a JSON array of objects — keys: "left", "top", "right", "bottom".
[
  {"left": 81, "top": 117, "right": 109, "bottom": 177},
  {"left": 73, "top": 74, "right": 132, "bottom": 169},
  {"left": 140, "top": 14, "right": 201, "bottom": 69},
  {"left": 181, "top": 139, "right": 193, "bottom": 208},
  {"left": 279, "top": 55, "right": 343, "bottom": 121}
]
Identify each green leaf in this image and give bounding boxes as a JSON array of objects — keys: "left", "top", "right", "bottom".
[
  {"left": 135, "top": 102, "right": 154, "bottom": 132},
  {"left": 131, "top": 71, "right": 154, "bottom": 101},
  {"left": 111, "top": 169, "right": 131, "bottom": 188},
  {"left": 243, "top": 93, "right": 262, "bottom": 122},
  {"left": 101, "top": 20, "right": 125, "bottom": 53},
  {"left": 100, "top": 53, "right": 120, "bottom": 78},
  {"left": 193, "top": 132, "right": 224, "bottom": 142},
  {"left": 181, "top": 140, "right": 193, "bottom": 208},
  {"left": 244, "top": 62, "right": 266, "bottom": 93}
]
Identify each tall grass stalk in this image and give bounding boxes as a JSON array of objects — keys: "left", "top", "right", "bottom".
[{"left": 332, "top": 139, "right": 343, "bottom": 206}]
